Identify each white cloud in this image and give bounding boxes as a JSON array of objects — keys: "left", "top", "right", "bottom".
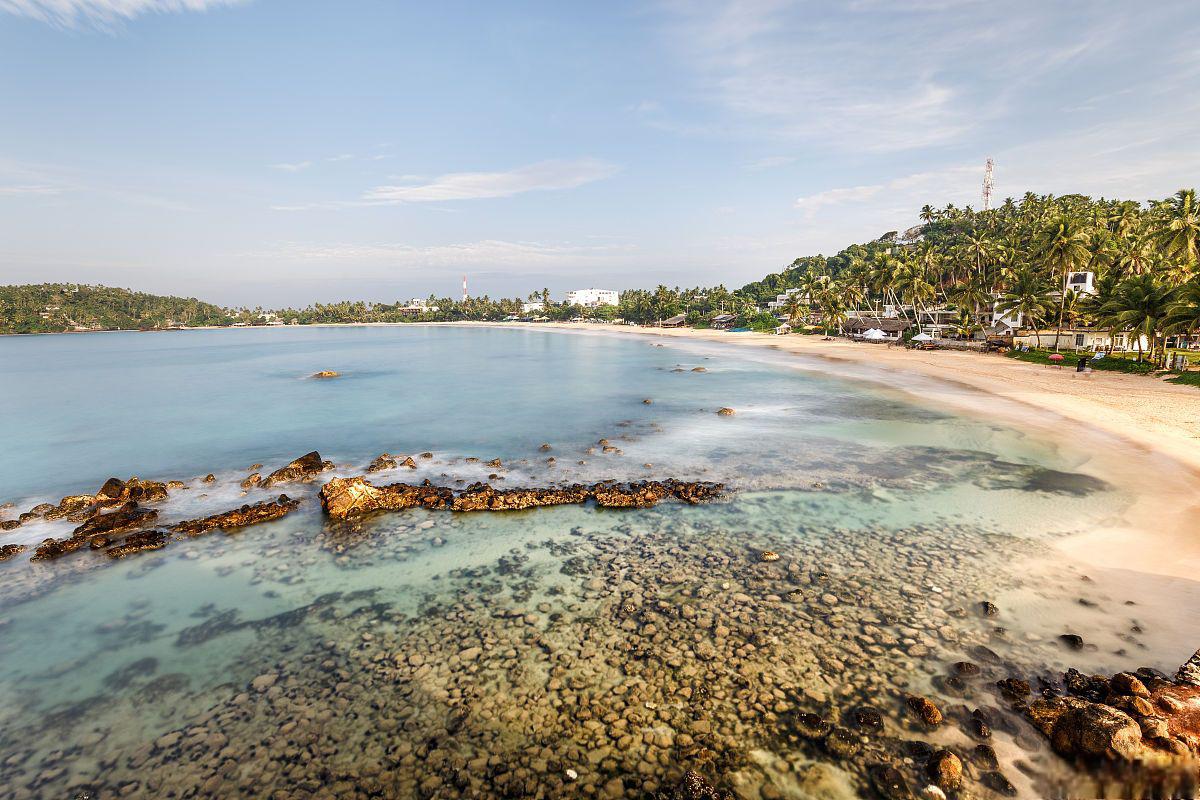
[
  {"left": 270, "top": 161, "right": 311, "bottom": 173},
  {"left": 242, "top": 239, "right": 637, "bottom": 274},
  {"left": 653, "top": 0, "right": 1168, "bottom": 153},
  {"left": 0, "top": 0, "right": 246, "bottom": 27},
  {"left": 362, "top": 159, "right": 619, "bottom": 204},
  {"left": 0, "top": 184, "right": 66, "bottom": 195}
]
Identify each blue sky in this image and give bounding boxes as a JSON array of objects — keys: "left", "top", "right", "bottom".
[{"left": 1, "top": 0, "right": 1198, "bottom": 306}]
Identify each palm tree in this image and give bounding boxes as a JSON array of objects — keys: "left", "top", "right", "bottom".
[
  {"left": 996, "top": 269, "right": 1054, "bottom": 348},
  {"left": 1098, "top": 275, "right": 1176, "bottom": 362},
  {"left": 1163, "top": 278, "right": 1200, "bottom": 337},
  {"left": 781, "top": 293, "right": 808, "bottom": 328},
  {"left": 1156, "top": 189, "right": 1200, "bottom": 280},
  {"left": 1037, "top": 215, "right": 1092, "bottom": 350}
]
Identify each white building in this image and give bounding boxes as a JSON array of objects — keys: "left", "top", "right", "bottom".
[
  {"left": 1014, "top": 327, "right": 1149, "bottom": 353},
  {"left": 565, "top": 289, "right": 619, "bottom": 308},
  {"left": 521, "top": 301, "right": 545, "bottom": 314},
  {"left": 1064, "top": 271, "right": 1097, "bottom": 296}
]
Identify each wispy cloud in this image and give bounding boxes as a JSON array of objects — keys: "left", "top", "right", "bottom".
[
  {"left": 0, "top": 0, "right": 247, "bottom": 28},
  {"left": 362, "top": 159, "right": 619, "bottom": 204},
  {"left": 0, "top": 184, "right": 66, "bottom": 196},
  {"left": 654, "top": 0, "right": 1176, "bottom": 153},
  {"left": 242, "top": 238, "right": 636, "bottom": 273},
  {"left": 270, "top": 160, "right": 311, "bottom": 173}
]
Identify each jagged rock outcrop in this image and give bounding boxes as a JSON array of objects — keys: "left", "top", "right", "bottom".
[
  {"left": 1011, "top": 664, "right": 1200, "bottom": 766},
  {"left": 73, "top": 502, "right": 158, "bottom": 538},
  {"left": 106, "top": 529, "right": 169, "bottom": 558},
  {"left": 0, "top": 543, "right": 27, "bottom": 561},
  {"left": 319, "top": 477, "right": 725, "bottom": 520},
  {"left": 172, "top": 495, "right": 300, "bottom": 535},
  {"left": 262, "top": 451, "right": 333, "bottom": 487}
]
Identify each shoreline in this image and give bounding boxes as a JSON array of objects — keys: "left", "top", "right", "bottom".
[{"left": 443, "top": 321, "right": 1200, "bottom": 583}]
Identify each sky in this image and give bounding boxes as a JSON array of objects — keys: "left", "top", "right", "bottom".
[{"left": 1, "top": 0, "right": 1198, "bottom": 307}]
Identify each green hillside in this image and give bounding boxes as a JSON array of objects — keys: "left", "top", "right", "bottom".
[{"left": 0, "top": 284, "right": 234, "bottom": 334}]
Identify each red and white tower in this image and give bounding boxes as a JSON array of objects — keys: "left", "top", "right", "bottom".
[{"left": 462, "top": 274, "right": 468, "bottom": 303}]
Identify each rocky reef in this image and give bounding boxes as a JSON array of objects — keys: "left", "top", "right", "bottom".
[
  {"left": 173, "top": 495, "right": 301, "bottom": 535},
  {"left": 261, "top": 451, "right": 334, "bottom": 488},
  {"left": 319, "top": 476, "right": 725, "bottom": 519}
]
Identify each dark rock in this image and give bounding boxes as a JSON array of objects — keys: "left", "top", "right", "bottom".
[
  {"left": 173, "top": 496, "right": 300, "bottom": 535},
  {"left": 980, "top": 601, "right": 999, "bottom": 617},
  {"left": 869, "top": 764, "right": 913, "bottom": 800},
  {"left": 318, "top": 476, "right": 724, "bottom": 519},
  {"left": 1059, "top": 633, "right": 1085, "bottom": 650},
  {"left": 262, "top": 451, "right": 333, "bottom": 487},
  {"left": 851, "top": 706, "right": 884, "bottom": 731},
  {"left": 716, "top": 407, "right": 735, "bottom": 416},
  {"left": 106, "top": 530, "right": 170, "bottom": 558},
  {"left": 366, "top": 453, "right": 397, "bottom": 472},
  {"left": 980, "top": 771, "right": 1018, "bottom": 796},
  {"left": 793, "top": 712, "right": 831, "bottom": 740},
  {"left": 906, "top": 694, "right": 943, "bottom": 726},
  {"left": 926, "top": 750, "right": 962, "bottom": 790},
  {"left": 73, "top": 502, "right": 158, "bottom": 538},
  {"left": 823, "top": 726, "right": 860, "bottom": 758},
  {"left": 655, "top": 771, "right": 733, "bottom": 800},
  {"left": 0, "top": 543, "right": 27, "bottom": 561},
  {"left": 996, "top": 677, "right": 1031, "bottom": 700},
  {"left": 972, "top": 743, "right": 1000, "bottom": 770}
]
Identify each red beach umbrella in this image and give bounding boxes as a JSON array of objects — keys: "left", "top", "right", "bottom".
[{"left": 1048, "top": 353, "right": 1064, "bottom": 361}]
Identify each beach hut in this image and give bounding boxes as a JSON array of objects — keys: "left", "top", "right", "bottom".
[
  {"left": 660, "top": 314, "right": 688, "bottom": 328},
  {"left": 773, "top": 322, "right": 791, "bottom": 335},
  {"left": 710, "top": 313, "right": 737, "bottom": 330}
]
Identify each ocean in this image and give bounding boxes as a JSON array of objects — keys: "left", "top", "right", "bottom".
[{"left": 0, "top": 325, "right": 1196, "bottom": 799}]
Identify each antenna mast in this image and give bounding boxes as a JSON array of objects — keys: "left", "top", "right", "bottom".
[
  {"left": 462, "top": 274, "right": 468, "bottom": 303},
  {"left": 982, "top": 157, "right": 994, "bottom": 211}
]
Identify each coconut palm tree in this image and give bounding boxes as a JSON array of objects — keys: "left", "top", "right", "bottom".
[
  {"left": 1156, "top": 189, "right": 1200, "bottom": 280},
  {"left": 1163, "top": 278, "right": 1200, "bottom": 336},
  {"left": 1037, "top": 215, "right": 1092, "bottom": 350},
  {"left": 996, "top": 269, "right": 1055, "bottom": 348},
  {"left": 1098, "top": 275, "right": 1176, "bottom": 362}
]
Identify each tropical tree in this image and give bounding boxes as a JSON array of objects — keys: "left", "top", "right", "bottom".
[
  {"left": 1098, "top": 275, "right": 1176, "bottom": 362},
  {"left": 1037, "top": 215, "right": 1092, "bottom": 350},
  {"left": 1156, "top": 189, "right": 1200, "bottom": 280},
  {"left": 995, "top": 269, "right": 1055, "bottom": 348}
]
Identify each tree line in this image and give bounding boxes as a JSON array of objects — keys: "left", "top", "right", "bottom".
[{"left": 3, "top": 189, "right": 1197, "bottom": 360}]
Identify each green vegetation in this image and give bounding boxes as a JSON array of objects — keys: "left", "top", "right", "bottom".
[
  {"left": 1166, "top": 372, "right": 1200, "bottom": 387},
  {"left": 1004, "top": 349, "right": 1156, "bottom": 375},
  {"left": 0, "top": 284, "right": 233, "bottom": 334},
  {"left": 4, "top": 190, "right": 1200, "bottom": 365}
]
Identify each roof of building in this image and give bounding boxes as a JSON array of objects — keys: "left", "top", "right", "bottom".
[
  {"left": 843, "top": 317, "right": 911, "bottom": 333},
  {"left": 661, "top": 314, "right": 687, "bottom": 325}
]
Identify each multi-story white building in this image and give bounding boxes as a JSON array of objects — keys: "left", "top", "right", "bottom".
[
  {"left": 564, "top": 289, "right": 619, "bottom": 308},
  {"left": 521, "top": 301, "right": 545, "bottom": 314}
]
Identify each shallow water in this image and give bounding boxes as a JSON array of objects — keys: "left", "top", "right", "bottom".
[{"left": 0, "top": 325, "right": 1197, "bottom": 799}]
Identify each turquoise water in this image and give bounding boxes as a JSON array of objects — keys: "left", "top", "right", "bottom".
[{"left": 0, "top": 325, "right": 1197, "bottom": 800}]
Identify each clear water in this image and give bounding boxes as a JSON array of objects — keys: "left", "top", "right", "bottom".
[{"left": 0, "top": 325, "right": 1197, "bottom": 800}]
